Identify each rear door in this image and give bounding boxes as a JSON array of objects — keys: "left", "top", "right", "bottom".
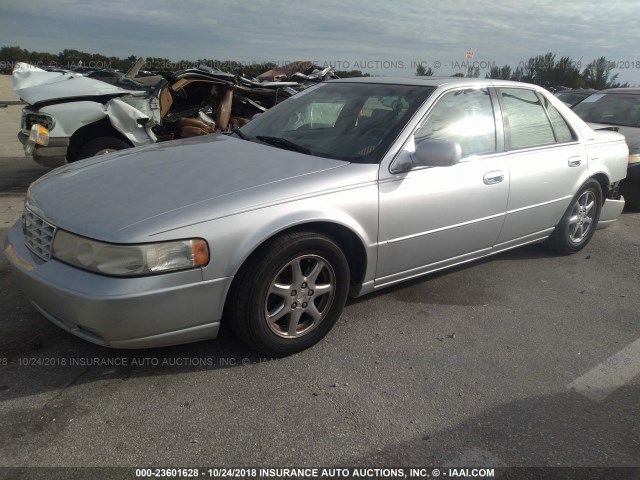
[{"left": 494, "top": 87, "right": 587, "bottom": 248}]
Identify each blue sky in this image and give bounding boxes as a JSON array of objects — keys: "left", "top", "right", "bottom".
[{"left": 1, "top": 0, "right": 638, "bottom": 85}]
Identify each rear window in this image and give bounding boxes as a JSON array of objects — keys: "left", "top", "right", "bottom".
[{"left": 573, "top": 93, "right": 640, "bottom": 128}]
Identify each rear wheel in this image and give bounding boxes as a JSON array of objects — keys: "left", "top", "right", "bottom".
[
  {"left": 228, "top": 231, "right": 350, "bottom": 357},
  {"left": 546, "top": 179, "right": 602, "bottom": 254},
  {"left": 77, "top": 137, "right": 130, "bottom": 160}
]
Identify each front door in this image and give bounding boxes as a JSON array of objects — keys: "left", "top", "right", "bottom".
[{"left": 377, "top": 87, "right": 509, "bottom": 287}]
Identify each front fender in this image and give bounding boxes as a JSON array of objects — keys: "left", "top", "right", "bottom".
[
  {"left": 41, "top": 101, "right": 107, "bottom": 138},
  {"left": 199, "top": 184, "right": 380, "bottom": 286},
  {"left": 40, "top": 98, "right": 156, "bottom": 147},
  {"left": 105, "top": 97, "right": 157, "bottom": 146}
]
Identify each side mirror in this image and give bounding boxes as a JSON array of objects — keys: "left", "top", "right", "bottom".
[{"left": 412, "top": 139, "right": 462, "bottom": 167}]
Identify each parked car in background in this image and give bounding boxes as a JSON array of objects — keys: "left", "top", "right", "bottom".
[
  {"left": 572, "top": 88, "right": 640, "bottom": 210},
  {"left": 4, "top": 78, "right": 628, "bottom": 356},
  {"left": 555, "top": 89, "right": 598, "bottom": 107},
  {"left": 0, "top": 63, "right": 13, "bottom": 74}
]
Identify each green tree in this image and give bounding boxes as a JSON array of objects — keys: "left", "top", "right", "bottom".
[
  {"left": 510, "top": 66, "right": 525, "bottom": 82},
  {"left": 335, "top": 70, "right": 370, "bottom": 78},
  {"left": 415, "top": 64, "right": 433, "bottom": 76},
  {"left": 0, "top": 46, "right": 28, "bottom": 63},
  {"left": 554, "top": 56, "right": 582, "bottom": 88},
  {"left": 581, "top": 57, "right": 627, "bottom": 89},
  {"left": 485, "top": 64, "right": 512, "bottom": 80}
]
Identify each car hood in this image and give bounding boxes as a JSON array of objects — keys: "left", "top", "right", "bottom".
[
  {"left": 27, "top": 134, "right": 356, "bottom": 242},
  {"left": 13, "top": 63, "right": 144, "bottom": 105}
]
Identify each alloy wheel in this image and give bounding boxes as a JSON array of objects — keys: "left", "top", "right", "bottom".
[{"left": 264, "top": 254, "right": 336, "bottom": 338}]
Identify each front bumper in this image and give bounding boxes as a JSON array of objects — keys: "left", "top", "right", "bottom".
[
  {"left": 18, "top": 131, "right": 69, "bottom": 168},
  {"left": 3, "top": 220, "right": 230, "bottom": 348}
]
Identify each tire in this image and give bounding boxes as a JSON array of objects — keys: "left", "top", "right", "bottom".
[
  {"left": 228, "top": 231, "right": 350, "bottom": 357},
  {"left": 625, "top": 196, "right": 640, "bottom": 211},
  {"left": 546, "top": 179, "right": 602, "bottom": 255},
  {"left": 77, "top": 137, "right": 130, "bottom": 160},
  {"left": 621, "top": 180, "right": 640, "bottom": 211}
]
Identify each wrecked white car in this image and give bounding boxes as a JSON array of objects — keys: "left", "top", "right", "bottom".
[{"left": 14, "top": 60, "right": 336, "bottom": 166}]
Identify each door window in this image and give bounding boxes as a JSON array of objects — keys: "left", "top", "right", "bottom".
[
  {"left": 414, "top": 88, "right": 497, "bottom": 158},
  {"left": 499, "top": 88, "right": 557, "bottom": 150}
]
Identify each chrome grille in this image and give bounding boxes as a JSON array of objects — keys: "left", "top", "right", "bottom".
[{"left": 23, "top": 210, "right": 57, "bottom": 261}]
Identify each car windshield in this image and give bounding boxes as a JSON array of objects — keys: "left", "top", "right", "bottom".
[
  {"left": 573, "top": 93, "right": 640, "bottom": 128},
  {"left": 238, "top": 82, "right": 435, "bottom": 163}
]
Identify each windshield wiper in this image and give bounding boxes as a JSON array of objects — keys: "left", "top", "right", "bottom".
[
  {"left": 256, "top": 136, "right": 312, "bottom": 155},
  {"left": 232, "top": 129, "right": 249, "bottom": 140}
]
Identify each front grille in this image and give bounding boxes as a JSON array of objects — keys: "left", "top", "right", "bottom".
[{"left": 23, "top": 210, "right": 57, "bottom": 261}]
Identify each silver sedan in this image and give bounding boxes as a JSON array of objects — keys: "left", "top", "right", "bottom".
[{"left": 4, "top": 78, "right": 629, "bottom": 356}]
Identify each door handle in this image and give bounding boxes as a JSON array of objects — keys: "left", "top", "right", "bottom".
[
  {"left": 483, "top": 171, "right": 504, "bottom": 185},
  {"left": 568, "top": 156, "right": 582, "bottom": 167}
]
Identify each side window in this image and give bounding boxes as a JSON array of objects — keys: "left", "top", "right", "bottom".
[
  {"left": 414, "top": 88, "right": 496, "bottom": 158},
  {"left": 540, "top": 96, "right": 577, "bottom": 143},
  {"left": 499, "top": 88, "right": 556, "bottom": 149}
]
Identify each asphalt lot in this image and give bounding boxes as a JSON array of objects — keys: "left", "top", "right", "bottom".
[{"left": 0, "top": 74, "right": 639, "bottom": 476}]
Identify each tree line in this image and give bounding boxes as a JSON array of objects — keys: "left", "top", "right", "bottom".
[
  {"left": 0, "top": 45, "right": 369, "bottom": 79},
  {"left": 417, "top": 52, "right": 628, "bottom": 90},
  {"left": 1, "top": 46, "right": 627, "bottom": 89}
]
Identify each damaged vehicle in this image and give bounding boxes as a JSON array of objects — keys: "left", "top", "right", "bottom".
[
  {"left": 4, "top": 78, "right": 628, "bottom": 356},
  {"left": 14, "top": 59, "right": 335, "bottom": 167}
]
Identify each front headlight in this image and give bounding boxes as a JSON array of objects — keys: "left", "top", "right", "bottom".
[
  {"left": 22, "top": 109, "right": 55, "bottom": 132},
  {"left": 52, "top": 230, "right": 209, "bottom": 276}
]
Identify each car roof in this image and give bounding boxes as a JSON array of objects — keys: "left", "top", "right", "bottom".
[
  {"left": 600, "top": 88, "right": 640, "bottom": 94},
  {"left": 556, "top": 89, "right": 598, "bottom": 93},
  {"left": 330, "top": 76, "right": 545, "bottom": 90}
]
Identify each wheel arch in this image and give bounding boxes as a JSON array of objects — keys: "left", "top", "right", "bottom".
[
  {"left": 67, "top": 118, "right": 133, "bottom": 162},
  {"left": 589, "top": 172, "right": 612, "bottom": 203},
  {"left": 223, "top": 219, "right": 371, "bottom": 313}
]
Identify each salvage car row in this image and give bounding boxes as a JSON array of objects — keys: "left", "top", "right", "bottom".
[
  {"left": 3, "top": 77, "right": 629, "bottom": 356},
  {"left": 13, "top": 60, "right": 337, "bottom": 165}
]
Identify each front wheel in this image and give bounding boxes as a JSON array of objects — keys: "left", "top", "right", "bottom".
[
  {"left": 546, "top": 179, "right": 602, "bottom": 254},
  {"left": 228, "top": 231, "right": 350, "bottom": 357},
  {"left": 77, "top": 137, "right": 130, "bottom": 160}
]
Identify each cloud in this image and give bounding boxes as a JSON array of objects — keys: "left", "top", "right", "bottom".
[{"left": 0, "top": 0, "right": 637, "bottom": 84}]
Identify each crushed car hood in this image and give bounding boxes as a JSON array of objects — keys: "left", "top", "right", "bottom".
[
  {"left": 13, "top": 63, "right": 145, "bottom": 105},
  {"left": 27, "top": 134, "right": 355, "bottom": 242}
]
